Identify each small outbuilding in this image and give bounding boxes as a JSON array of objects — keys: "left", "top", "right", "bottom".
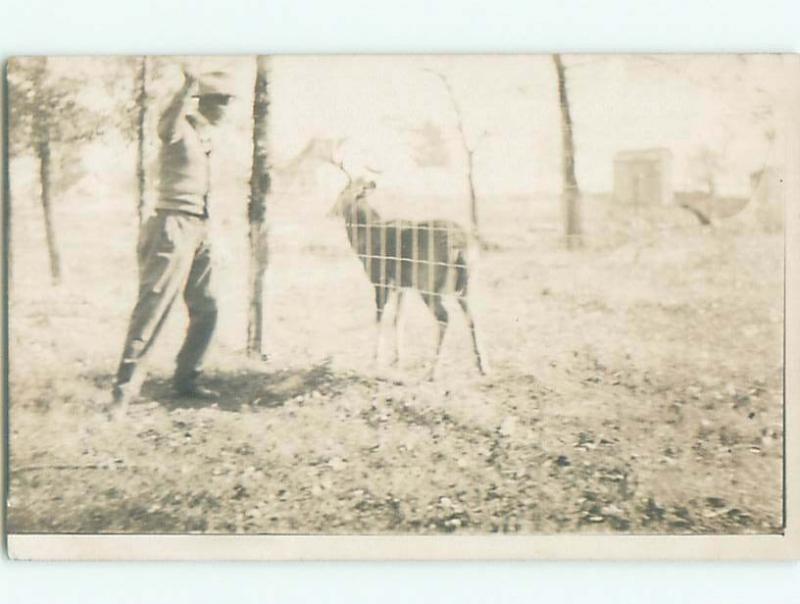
[{"left": 613, "top": 148, "right": 673, "bottom": 205}]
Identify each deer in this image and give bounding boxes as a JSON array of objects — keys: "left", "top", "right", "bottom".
[{"left": 327, "top": 159, "right": 488, "bottom": 379}]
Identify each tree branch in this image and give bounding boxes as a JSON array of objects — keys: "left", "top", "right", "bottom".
[{"left": 424, "top": 68, "right": 482, "bottom": 238}]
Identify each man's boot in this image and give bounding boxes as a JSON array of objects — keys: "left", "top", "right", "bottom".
[{"left": 174, "top": 373, "right": 220, "bottom": 400}]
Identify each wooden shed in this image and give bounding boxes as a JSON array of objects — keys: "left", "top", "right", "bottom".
[{"left": 613, "top": 148, "right": 673, "bottom": 205}]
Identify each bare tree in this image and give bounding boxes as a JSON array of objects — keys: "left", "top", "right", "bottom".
[
  {"left": 426, "top": 69, "right": 482, "bottom": 241},
  {"left": 553, "top": 54, "right": 582, "bottom": 249},
  {"left": 113, "top": 57, "right": 166, "bottom": 225},
  {"left": 134, "top": 57, "right": 148, "bottom": 224},
  {"left": 246, "top": 56, "right": 271, "bottom": 358}
]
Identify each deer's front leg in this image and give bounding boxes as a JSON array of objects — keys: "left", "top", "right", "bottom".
[{"left": 390, "top": 290, "right": 404, "bottom": 367}]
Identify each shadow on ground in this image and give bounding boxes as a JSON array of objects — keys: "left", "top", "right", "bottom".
[{"left": 138, "top": 360, "right": 369, "bottom": 412}]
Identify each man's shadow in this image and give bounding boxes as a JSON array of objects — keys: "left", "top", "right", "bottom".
[{"left": 138, "top": 360, "right": 365, "bottom": 412}]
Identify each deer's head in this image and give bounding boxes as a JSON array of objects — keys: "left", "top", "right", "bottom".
[
  {"left": 327, "top": 158, "right": 378, "bottom": 217},
  {"left": 328, "top": 177, "right": 376, "bottom": 217}
]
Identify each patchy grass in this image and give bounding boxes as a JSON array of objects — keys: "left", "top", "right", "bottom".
[{"left": 7, "top": 197, "right": 783, "bottom": 535}]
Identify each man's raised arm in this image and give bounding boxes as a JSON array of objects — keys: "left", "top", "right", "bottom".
[{"left": 157, "top": 68, "right": 198, "bottom": 143}]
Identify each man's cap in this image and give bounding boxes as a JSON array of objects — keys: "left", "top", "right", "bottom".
[
  {"left": 194, "top": 70, "right": 236, "bottom": 98},
  {"left": 181, "top": 57, "right": 255, "bottom": 99}
]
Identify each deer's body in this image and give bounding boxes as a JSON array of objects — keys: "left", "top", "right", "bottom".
[{"left": 332, "top": 177, "right": 488, "bottom": 378}]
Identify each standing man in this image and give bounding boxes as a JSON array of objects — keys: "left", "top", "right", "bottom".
[{"left": 109, "top": 64, "right": 233, "bottom": 415}]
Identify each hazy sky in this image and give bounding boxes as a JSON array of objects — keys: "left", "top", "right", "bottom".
[
  {"left": 264, "top": 54, "right": 795, "bottom": 197},
  {"left": 31, "top": 54, "right": 798, "bottom": 206}
]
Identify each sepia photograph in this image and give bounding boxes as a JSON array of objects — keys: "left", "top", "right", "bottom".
[{"left": 2, "top": 54, "right": 796, "bottom": 557}]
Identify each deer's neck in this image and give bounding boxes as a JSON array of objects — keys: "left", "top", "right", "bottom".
[
  {"left": 343, "top": 199, "right": 382, "bottom": 228},
  {"left": 342, "top": 200, "right": 382, "bottom": 253}
]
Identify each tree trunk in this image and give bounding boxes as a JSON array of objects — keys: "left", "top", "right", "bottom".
[
  {"left": 32, "top": 57, "right": 62, "bottom": 283},
  {"left": 466, "top": 148, "right": 479, "bottom": 236},
  {"left": 553, "top": 54, "right": 582, "bottom": 249},
  {"left": 135, "top": 57, "right": 148, "bottom": 224},
  {"left": 247, "top": 56, "right": 271, "bottom": 358},
  {"left": 427, "top": 69, "right": 482, "bottom": 241},
  {"left": 37, "top": 141, "right": 61, "bottom": 284}
]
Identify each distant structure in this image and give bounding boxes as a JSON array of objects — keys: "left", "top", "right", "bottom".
[{"left": 613, "top": 148, "right": 673, "bottom": 205}]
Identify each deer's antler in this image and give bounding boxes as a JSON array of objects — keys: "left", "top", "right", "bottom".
[
  {"left": 331, "top": 158, "right": 353, "bottom": 185},
  {"left": 328, "top": 138, "right": 353, "bottom": 185}
]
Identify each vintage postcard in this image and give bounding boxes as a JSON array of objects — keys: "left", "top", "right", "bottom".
[{"left": 2, "top": 54, "right": 798, "bottom": 560}]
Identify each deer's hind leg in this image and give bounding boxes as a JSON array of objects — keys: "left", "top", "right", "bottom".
[
  {"left": 421, "top": 291, "right": 449, "bottom": 381},
  {"left": 457, "top": 294, "right": 489, "bottom": 376}
]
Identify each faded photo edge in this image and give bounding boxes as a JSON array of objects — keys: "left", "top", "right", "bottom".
[{"left": 2, "top": 53, "right": 799, "bottom": 560}]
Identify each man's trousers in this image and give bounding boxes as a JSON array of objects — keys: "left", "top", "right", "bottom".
[{"left": 114, "top": 210, "right": 217, "bottom": 396}]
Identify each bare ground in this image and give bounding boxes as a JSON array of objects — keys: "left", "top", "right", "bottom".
[{"left": 7, "top": 197, "right": 784, "bottom": 535}]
